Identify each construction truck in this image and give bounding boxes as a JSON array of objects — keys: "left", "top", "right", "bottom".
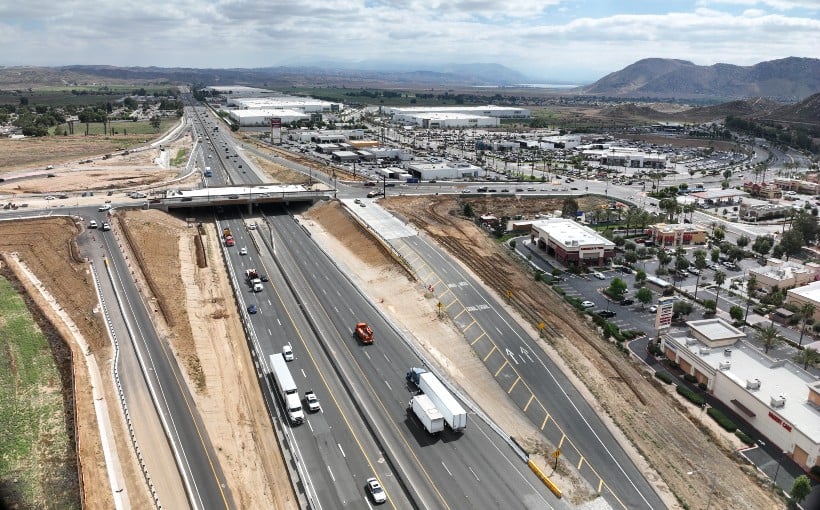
[
  {"left": 222, "top": 227, "right": 235, "bottom": 247},
  {"left": 245, "top": 269, "right": 264, "bottom": 292},
  {"left": 406, "top": 367, "right": 467, "bottom": 432},
  {"left": 354, "top": 322, "right": 374, "bottom": 344}
]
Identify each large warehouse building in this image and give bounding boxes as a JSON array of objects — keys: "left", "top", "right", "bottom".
[
  {"left": 227, "top": 109, "right": 309, "bottom": 127},
  {"left": 405, "top": 159, "right": 483, "bottom": 180},
  {"left": 530, "top": 218, "right": 615, "bottom": 266},
  {"left": 384, "top": 105, "right": 530, "bottom": 118},
  {"left": 228, "top": 96, "right": 341, "bottom": 113},
  {"left": 385, "top": 105, "right": 530, "bottom": 128}
]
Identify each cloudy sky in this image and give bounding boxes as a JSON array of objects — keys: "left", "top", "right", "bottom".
[{"left": 1, "top": 0, "right": 817, "bottom": 82}]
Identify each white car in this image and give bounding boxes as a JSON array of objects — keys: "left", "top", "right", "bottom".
[
  {"left": 649, "top": 305, "right": 658, "bottom": 313},
  {"left": 45, "top": 195, "right": 56, "bottom": 200},
  {"left": 592, "top": 271, "right": 606, "bottom": 280},
  {"left": 98, "top": 204, "right": 111, "bottom": 211},
  {"left": 304, "top": 390, "right": 321, "bottom": 412},
  {"left": 366, "top": 477, "right": 387, "bottom": 504},
  {"left": 581, "top": 300, "right": 595, "bottom": 308},
  {"left": 282, "top": 344, "right": 294, "bottom": 362},
  {"left": 239, "top": 247, "right": 248, "bottom": 255},
  {"left": 88, "top": 220, "right": 98, "bottom": 229}
]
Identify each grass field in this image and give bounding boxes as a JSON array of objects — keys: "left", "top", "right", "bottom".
[
  {"left": 51, "top": 118, "right": 176, "bottom": 136},
  {"left": 0, "top": 275, "right": 80, "bottom": 509}
]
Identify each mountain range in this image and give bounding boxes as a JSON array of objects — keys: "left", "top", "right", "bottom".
[
  {"left": 579, "top": 57, "right": 820, "bottom": 101},
  {"left": 1, "top": 57, "right": 817, "bottom": 102}
]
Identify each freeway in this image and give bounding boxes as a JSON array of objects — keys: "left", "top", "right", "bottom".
[
  {"left": 264, "top": 209, "right": 559, "bottom": 510},
  {"left": 193, "top": 101, "right": 558, "bottom": 508},
  {"left": 77, "top": 206, "right": 234, "bottom": 510}
]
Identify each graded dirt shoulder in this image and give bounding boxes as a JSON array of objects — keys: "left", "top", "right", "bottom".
[
  {"left": 367, "top": 195, "right": 780, "bottom": 510},
  {"left": 118, "top": 208, "right": 295, "bottom": 510}
]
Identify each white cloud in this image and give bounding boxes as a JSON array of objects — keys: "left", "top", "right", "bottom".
[{"left": 0, "top": 1, "right": 816, "bottom": 81}]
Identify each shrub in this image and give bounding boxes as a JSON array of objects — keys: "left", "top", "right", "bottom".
[
  {"left": 676, "top": 385, "right": 705, "bottom": 406},
  {"left": 707, "top": 407, "right": 737, "bottom": 432},
  {"left": 655, "top": 371, "right": 673, "bottom": 384},
  {"left": 698, "top": 382, "right": 707, "bottom": 391},
  {"left": 810, "top": 465, "right": 820, "bottom": 478},
  {"left": 735, "top": 430, "right": 754, "bottom": 445},
  {"left": 683, "top": 373, "right": 697, "bottom": 383}
]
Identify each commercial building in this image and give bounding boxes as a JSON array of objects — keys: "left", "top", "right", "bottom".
[
  {"left": 227, "top": 109, "right": 308, "bottom": 127},
  {"left": 774, "top": 178, "right": 820, "bottom": 195},
  {"left": 646, "top": 223, "right": 708, "bottom": 247},
  {"left": 662, "top": 319, "right": 820, "bottom": 472},
  {"left": 393, "top": 112, "right": 500, "bottom": 129},
  {"left": 530, "top": 218, "right": 616, "bottom": 266},
  {"left": 228, "top": 96, "right": 341, "bottom": 113},
  {"left": 689, "top": 189, "right": 748, "bottom": 208},
  {"left": 786, "top": 281, "right": 820, "bottom": 322},
  {"left": 581, "top": 147, "right": 667, "bottom": 169},
  {"left": 205, "top": 86, "right": 278, "bottom": 98},
  {"left": 405, "top": 159, "right": 483, "bottom": 180},
  {"left": 738, "top": 197, "right": 792, "bottom": 221},
  {"left": 749, "top": 259, "right": 820, "bottom": 292},
  {"left": 385, "top": 105, "right": 530, "bottom": 119},
  {"left": 742, "top": 182, "right": 783, "bottom": 200}
]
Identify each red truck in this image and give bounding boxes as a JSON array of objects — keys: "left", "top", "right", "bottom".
[{"left": 354, "top": 322, "right": 374, "bottom": 344}]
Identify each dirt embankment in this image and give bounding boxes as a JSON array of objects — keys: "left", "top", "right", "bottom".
[
  {"left": 0, "top": 218, "right": 123, "bottom": 510},
  {"left": 118, "top": 208, "right": 296, "bottom": 510},
  {"left": 376, "top": 195, "right": 781, "bottom": 510}
]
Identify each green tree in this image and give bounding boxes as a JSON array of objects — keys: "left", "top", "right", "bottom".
[
  {"left": 561, "top": 198, "right": 579, "bottom": 218},
  {"left": 713, "top": 270, "right": 726, "bottom": 310},
  {"left": 771, "top": 243, "right": 785, "bottom": 259},
  {"left": 673, "top": 301, "right": 694, "bottom": 317},
  {"left": 736, "top": 235, "right": 749, "bottom": 248},
  {"left": 635, "top": 269, "right": 647, "bottom": 285},
  {"left": 150, "top": 115, "right": 162, "bottom": 130},
  {"left": 463, "top": 202, "right": 474, "bottom": 218},
  {"left": 798, "top": 303, "right": 816, "bottom": 347},
  {"left": 692, "top": 251, "right": 708, "bottom": 301},
  {"left": 703, "top": 299, "right": 717, "bottom": 312},
  {"left": 607, "top": 277, "right": 628, "bottom": 299},
  {"left": 790, "top": 475, "right": 811, "bottom": 506},
  {"left": 795, "top": 347, "right": 820, "bottom": 371},
  {"left": 657, "top": 250, "right": 671, "bottom": 270},
  {"left": 624, "top": 251, "right": 638, "bottom": 264},
  {"left": 729, "top": 306, "right": 744, "bottom": 322},
  {"left": 780, "top": 228, "right": 804, "bottom": 260},
  {"left": 711, "top": 248, "right": 720, "bottom": 263},
  {"left": 755, "top": 323, "right": 782, "bottom": 354},
  {"left": 636, "top": 287, "right": 653, "bottom": 308}
]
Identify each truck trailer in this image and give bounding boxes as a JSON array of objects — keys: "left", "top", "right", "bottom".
[
  {"left": 409, "top": 394, "right": 444, "bottom": 434},
  {"left": 406, "top": 367, "right": 467, "bottom": 432},
  {"left": 245, "top": 269, "right": 263, "bottom": 292},
  {"left": 269, "top": 353, "right": 304, "bottom": 425}
]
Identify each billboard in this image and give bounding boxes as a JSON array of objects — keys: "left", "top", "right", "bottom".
[
  {"left": 654, "top": 296, "right": 675, "bottom": 330},
  {"left": 270, "top": 117, "right": 282, "bottom": 143}
]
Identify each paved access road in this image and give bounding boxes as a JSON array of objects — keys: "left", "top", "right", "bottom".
[
  {"left": 78, "top": 207, "right": 234, "bottom": 510},
  {"left": 368, "top": 220, "right": 666, "bottom": 509}
]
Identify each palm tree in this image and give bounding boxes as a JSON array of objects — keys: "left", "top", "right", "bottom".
[
  {"left": 795, "top": 347, "right": 820, "bottom": 370},
  {"left": 744, "top": 274, "right": 757, "bottom": 322},
  {"left": 756, "top": 323, "right": 782, "bottom": 354},
  {"left": 713, "top": 270, "right": 726, "bottom": 310},
  {"left": 693, "top": 251, "right": 708, "bottom": 302},
  {"left": 798, "top": 303, "right": 816, "bottom": 347}
]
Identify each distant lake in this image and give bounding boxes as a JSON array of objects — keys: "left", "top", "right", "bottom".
[{"left": 473, "top": 83, "right": 583, "bottom": 89}]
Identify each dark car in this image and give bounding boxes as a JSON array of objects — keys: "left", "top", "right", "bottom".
[
  {"left": 247, "top": 304, "right": 258, "bottom": 314},
  {"left": 596, "top": 310, "right": 617, "bottom": 318},
  {"left": 259, "top": 274, "right": 269, "bottom": 282},
  {"left": 619, "top": 298, "right": 635, "bottom": 306},
  {"left": 619, "top": 266, "right": 633, "bottom": 274}
]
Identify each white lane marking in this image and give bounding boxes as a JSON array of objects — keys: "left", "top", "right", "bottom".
[{"left": 338, "top": 443, "right": 346, "bottom": 458}]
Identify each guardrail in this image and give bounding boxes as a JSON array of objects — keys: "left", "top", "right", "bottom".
[{"left": 89, "top": 260, "right": 162, "bottom": 509}]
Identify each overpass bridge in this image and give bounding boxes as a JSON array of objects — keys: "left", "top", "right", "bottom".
[{"left": 148, "top": 184, "right": 333, "bottom": 210}]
